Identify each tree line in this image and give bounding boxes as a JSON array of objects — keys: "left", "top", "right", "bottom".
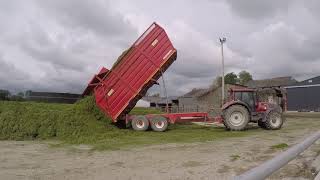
[
  {"left": 213, "top": 70, "right": 253, "bottom": 86},
  {"left": 0, "top": 90, "right": 25, "bottom": 101}
]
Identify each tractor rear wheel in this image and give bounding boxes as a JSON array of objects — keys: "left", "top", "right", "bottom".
[
  {"left": 264, "top": 110, "right": 283, "bottom": 130},
  {"left": 150, "top": 115, "right": 168, "bottom": 132},
  {"left": 223, "top": 105, "right": 250, "bottom": 131},
  {"left": 132, "top": 115, "right": 149, "bottom": 131}
]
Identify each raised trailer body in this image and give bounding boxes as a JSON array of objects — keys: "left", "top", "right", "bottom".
[
  {"left": 84, "top": 23, "right": 179, "bottom": 121},
  {"left": 83, "top": 22, "right": 216, "bottom": 131}
]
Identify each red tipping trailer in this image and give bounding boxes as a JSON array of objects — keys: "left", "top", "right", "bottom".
[
  {"left": 94, "top": 22, "right": 177, "bottom": 122},
  {"left": 83, "top": 22, "right": 216, "bottom": 131}
]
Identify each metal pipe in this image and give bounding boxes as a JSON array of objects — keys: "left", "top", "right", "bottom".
[
  {"left": 160, "top": 69, "right": 169, "bottom": 113},
  {"left": 234, "top": 131, "right": 320, "bottom": 180},
  {"left": 219, "top": 37, "right": 226, "bottom": 107},
  {"left": 315, "top": 172, "right": 320, "bottom": 180}
]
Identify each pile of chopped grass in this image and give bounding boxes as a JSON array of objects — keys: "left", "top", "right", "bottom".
[
  {"left": 0, "top": 96, "right": 116, "bottom": 141},
  {"left": 0, "top": 97, "right": 254, "bottom": 150}
]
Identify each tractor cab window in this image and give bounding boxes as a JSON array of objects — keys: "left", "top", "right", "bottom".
[
  {"left": 235, "top": 92, "right": 241, "bottom": 101},
  {"left": 242, "top": 92, "right": 254, "bottom": 109},
  {"left": 234, "top": 91, "right": 255, "bottom": 111}
]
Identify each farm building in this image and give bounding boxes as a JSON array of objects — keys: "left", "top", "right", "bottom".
[
  {"left": 143, "top": 84, "right": 244, "bottom": 114},
  {"left": 144, "top": 76, "right": 299, "bottom": 114},
  {"left": 142, "top": 96, "right": 179, "bottom": 112},
  {"left": 25, "top": 91, "right": 81, "bottom": 104},
  {"left": 285, "top": 76, "right": 320, "bottom": 111},
  {"left": 178, "top": 84, "right": 247, "bottom": 116},
  {"left": 135, "top": 99, "right": 150, "bottom": 107},
  {"left": 246, "top": 76, "right": 296, "bottom": 106}
]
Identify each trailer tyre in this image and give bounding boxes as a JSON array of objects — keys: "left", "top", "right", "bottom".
[
  {"left": 132, "top": 116, "right": 149, "bottom": 131},
  {"left": 264, "top": 110, "right": 284, "bottom": 130},
  {"left": 150, "top": 116, "right": 168, "bottom": 132},
  {"left": 223, "top": 105, "right": 249, "bottom": 131}
]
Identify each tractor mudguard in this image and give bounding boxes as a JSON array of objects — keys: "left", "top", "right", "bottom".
[{"left": 221, "top": 101, "right": 251, "bottom": 116}]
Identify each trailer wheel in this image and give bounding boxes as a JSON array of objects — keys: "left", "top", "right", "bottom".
[
  {"left": 264, "top": 110, "right": 284, "bottom": 130},
  {"left": 132, "top": 116, "right": 149, "bottom": 131},
  {"left": 150, "top": 116, "right": 168, "bottom": 132},
  {"left": 223, "top": 105, "right": 249, "bottom": 131}
]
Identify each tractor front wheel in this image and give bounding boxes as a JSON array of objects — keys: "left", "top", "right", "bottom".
[
  {"left": 223, "top": 105, "right": 250, "bottom": 131},
  {"left": 263, "top": 110, "right": 284, "bottom": 130}
]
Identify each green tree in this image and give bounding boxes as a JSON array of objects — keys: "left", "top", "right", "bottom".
[
  {"left": 0, "top": 90, "right": 11, "bottom": 100},
  {"left": 238, "top": 71, "right": 253, "bottom": 85},
  {"left": 224, "top": 72, "right": 238, "bottom": 84},
  {"left": 10, "top": 95, "right": 24, "bottom": 101},
  {"left": 17, "top": 92, "right": 25, "bottom": 97},
  {"left": 10, "top": 92, "right": 25, "bottom": 101}
]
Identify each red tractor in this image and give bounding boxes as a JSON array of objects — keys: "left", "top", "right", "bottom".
[{"left": 221, "top": 87, "right": 286, "bottom": 131}]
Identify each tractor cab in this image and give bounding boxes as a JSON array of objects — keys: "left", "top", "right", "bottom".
[
  {"left": 228, "top": 88, "right": 257, "bottom": 112},
  {"left": 227, "top": 88, "right": 269, "bottom": 113}
]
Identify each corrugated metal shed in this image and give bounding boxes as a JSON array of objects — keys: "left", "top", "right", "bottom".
[{"left": 286, "top": 76, "right": 320, "bottom": 111}]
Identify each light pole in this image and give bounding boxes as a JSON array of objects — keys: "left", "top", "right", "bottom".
[{"left": 219, "top": 37, "right": 226, "bottom": 107}]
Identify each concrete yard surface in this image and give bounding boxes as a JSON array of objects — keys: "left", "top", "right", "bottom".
[{"left": 0, "top": 112, "right": 319, "bottom": 180}]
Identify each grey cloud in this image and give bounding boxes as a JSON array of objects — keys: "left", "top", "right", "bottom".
[
  {"left": 0, "top": 55, "right": 30, "bottom": 91},
  {"left": 225, "top": 0, "right": 293, "bottom": 20},
  {"left": 170, "top": 61, "right": 217, "bottom": 79},
  {"left": 0, "top": 0, "right": 140, "bottom": 94},
  {"left": 19, "top": 31, "right": 86, "bottom": 71},
  {"left": 1, "top": 0, "right": 320, "bottom": 96},
  {"left": 304, "top": 0, "right": 320, "bottom": 18},
  {"left": 242, "top": 21, "right": 320, "bottom": 79},
  {"left": 35, "top": 0, "right": 136, "bottom": 40}
]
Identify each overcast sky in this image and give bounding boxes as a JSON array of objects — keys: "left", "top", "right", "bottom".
[{"left": 1, "top": 0, "right": 320, "bottom": 95}]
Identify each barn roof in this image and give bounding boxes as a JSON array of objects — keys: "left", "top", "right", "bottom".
[
  {"left": 246, "top": 76, "right": 297, "bottom": 88},
  {"left": 181, "top": 88, "right": 208, "bottom": 98},
  {"left": 181, "top": 83, "right": 246, "bottom": 98},
  {"left": 287, "top": 76, "right": 320, "bottom": 87}
]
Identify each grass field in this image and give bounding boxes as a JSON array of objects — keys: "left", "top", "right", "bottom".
[{"left": 0, "top": 97, "right": 257, "bottom": 150}]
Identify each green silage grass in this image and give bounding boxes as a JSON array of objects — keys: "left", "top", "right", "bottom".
[{"left": 0, "top": 97, "right": 254, "bottom": 150}]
